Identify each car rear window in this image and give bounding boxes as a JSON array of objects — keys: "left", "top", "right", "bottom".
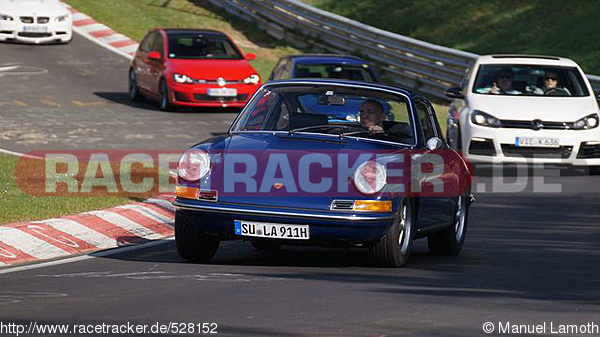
[
  {"left": 167, "top": 33, "right": 243, "bottom": 59},
  {"left": 294, "top": 63, "right": 375, "bottom": 82}
]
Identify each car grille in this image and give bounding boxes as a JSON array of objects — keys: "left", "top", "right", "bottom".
[
  {"left": 499, "top": 119, "right": 568, "bottom": 130},
  {"left": 18, "top": 32, "right": 52, "bottom": 38},
  {"left": 194, "top": 94, "right": 248, "bottom": 102},
  {"left": 501, "top": 144, "right": 573, "bottom": 159},
  {"left": 330, "top": 200, "right": 354, "bottom": 211},
  {"left": 577, "top": 143, "right": 600, "bottom": 159},
  {"left": 203, "top": 79, "right": 242, "bottom": 84},
  {"left": 20, "top": 16, "right": 34, "bottom": 23},
  {"left": 37, "top": 17, "right": 49, "bottom": 24}
]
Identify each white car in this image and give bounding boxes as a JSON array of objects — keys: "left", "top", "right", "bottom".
[
  {"left": 445, "top": 54, "right": 600, "bottom": 174},
  {"left": 0, "top": 0, "right": 72, "bottom": 44}
]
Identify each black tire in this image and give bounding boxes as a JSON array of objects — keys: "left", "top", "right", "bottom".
[
  {"left": 158, "top": 78, "right": 173, "bottom": 111},
  {"left": 373, "top": 198, "right": 415, "bottom": 267},
  {"left": 129, "top": 69, "right": 143, "bottom": 102},
  {"left": 590, "top": 166, "right": 600, "bottom": 176},
  {"left": 428, "top": 189, "right": 470, "bottom": 255},
  {"left": 250, "top": 239, "right": 283, "bottom": 250},
  {"left": 175, "top": 211, "right": 220, "bottom": 263}
]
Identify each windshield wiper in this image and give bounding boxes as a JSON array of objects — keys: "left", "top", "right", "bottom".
[{"left": 288, "top": 124, "right": 361, "bottom": 135}]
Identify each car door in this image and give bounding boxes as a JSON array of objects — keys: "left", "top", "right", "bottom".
[
  {"left": 147, "top": 31, "right": 166, "bottom": 96},
  {"left": 135, "top": 32, "right": 156, "bottom": 92},
  {"left": 414, "top": 99, "right": 456, "bottom": 230}
]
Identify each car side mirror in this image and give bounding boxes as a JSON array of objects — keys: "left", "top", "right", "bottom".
[
  {"left": 147, "top": 51, "right": 161, "bottom": 60},
  {"left": 596, "top": 90, "right": 600, "bottom": 101},
  {"left": 426, "top": 137, "right": 444, "bottom": 150},
  {"left": 245, "top": 53, "right": 256, "bottom": 61},
  {"left": 444, "top": 87, "right": 464, "bottom": 100}
]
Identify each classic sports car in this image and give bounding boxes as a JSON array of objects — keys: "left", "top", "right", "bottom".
[
  {"left": 0, "top": 0, "right": 73, "bottom": 44},
  {"left": 129, "top": 29, "right": 261, "bottom": 110},
  {"left": 174, "top": 79, "right": 473, "bottom": 267}
]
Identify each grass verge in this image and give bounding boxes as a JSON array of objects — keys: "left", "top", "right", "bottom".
[{"left": 0, "top": 154, "right": 133, "bottom": 225}]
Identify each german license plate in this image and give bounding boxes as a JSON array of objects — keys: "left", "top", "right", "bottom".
[
  {"left": 515, "top": 137, "right": 559, "bottom": 147},
  {"left": 22, "top": 25, "right": 48, "bottom": 32},
  {"left": 207, "top": 88, "right": 237, "bottom": 97},
  {"left": 234, "top": 220, "right": 309, "bottom": 240}
]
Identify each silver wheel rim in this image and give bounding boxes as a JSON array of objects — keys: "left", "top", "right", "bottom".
[
  {"left": 398, "top": 201, "right": 411, "bottom": 254},
  {"left": 455, "top": 195, "right": 466, "bottom": 241}
]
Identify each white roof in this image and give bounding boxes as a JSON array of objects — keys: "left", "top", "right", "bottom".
[{"left": 477, "top": 54, "right": 579, "bottom": 67}]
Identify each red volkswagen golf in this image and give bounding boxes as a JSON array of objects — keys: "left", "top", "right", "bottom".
[{"left": 129, "top": 29, "right": 261, "bottom": 110}]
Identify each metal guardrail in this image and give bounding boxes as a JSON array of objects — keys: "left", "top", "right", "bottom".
[{"left": 205, "top": 0, "right": 600, "bottom": 101}]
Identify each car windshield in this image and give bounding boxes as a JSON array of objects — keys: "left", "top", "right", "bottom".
[
  {"left": 294, "top": 63, "right": 375, "bottom": 82},
  {"left": 472, "top": 64, "right": 590, "bottom": 97},
  {"left": 231, "top": 85, "right": 415, "bottom": 145},
  {"left": 167, "top": 33, "right": 243, "bottom": 59}
]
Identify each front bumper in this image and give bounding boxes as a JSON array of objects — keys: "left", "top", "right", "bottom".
[
  {"left": 0, "top": 21, "right": 72, "bottom": 44},
  {"left": 173, "top": 198, "right": 396, "bottom": 243},
  {"left": 169, "top": 81, "right": 260, "bottom": 108},
  {"left": 463, "top": 123, "right": 600, "bottom": 166}
]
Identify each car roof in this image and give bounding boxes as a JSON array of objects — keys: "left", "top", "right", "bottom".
[
  {"left": 477, "top": 54, "right": 579, "bottom": 67},
  {"left": 287, "top": 54, "right": 369, "bottom": 65},
  {"left": 162, "top": 29, "right": 230, "bottom": 39},
  {"left": 263, "top": 78, "right": 421, "bottom": 98}
]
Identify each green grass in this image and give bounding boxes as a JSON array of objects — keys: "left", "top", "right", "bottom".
[
  {"left": 0, "top": 155, "right": 133, "bottom": 225},
  {"left": 64, "top": 0, "right": 301, "bottom": 79},
  {"left": 309, "top": 0, "right": 600, "bottom": 75}
]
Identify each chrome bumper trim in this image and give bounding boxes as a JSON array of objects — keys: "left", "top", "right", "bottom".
[{"left": 172, "top": 201, "right": 395, "bottom": 222}]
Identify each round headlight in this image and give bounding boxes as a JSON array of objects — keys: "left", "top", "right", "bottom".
[
  {"left": 586, "top": 115, "right": 598, "bottom": 128},
  {"left": 178, "top": 150, "right": 211, "bottom": 181},
  {"left": 353, "top": 161, "right": 387, "bottom": 194},
  {"left": 474, "top": 114, "right": 486, "bottom": 125}
]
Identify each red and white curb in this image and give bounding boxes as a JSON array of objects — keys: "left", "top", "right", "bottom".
[
  {"left": 0, "top": 195, "right": 175, "bottom": 268},
  {"left": 64, "top": 3, "right": 138, "bottom": 60}
]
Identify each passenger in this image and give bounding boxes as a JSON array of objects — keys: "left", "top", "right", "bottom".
[{"left": 359, "top": 99, "right": 385, "bottom": 133}]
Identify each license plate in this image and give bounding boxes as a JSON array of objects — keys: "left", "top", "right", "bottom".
[
  {"left": 207, "top": 88, "right": 237, "bottom": 97},
  {"left": 234, "top": 220, "right": 310, "bottom": 240},
  {"left": 22, "top": 26, "right": 48, "bottom": 32},
  {"left": 515, "top": 137, "right": 559, "bottom": 147}
]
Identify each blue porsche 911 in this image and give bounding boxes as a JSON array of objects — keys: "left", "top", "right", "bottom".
[{"left": 173, "top": 79, "right": 474, "bottom": 267}]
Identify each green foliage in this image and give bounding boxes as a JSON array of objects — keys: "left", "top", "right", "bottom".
[{"left": 311, "top": 0, "right": 600, "bottom": 74}]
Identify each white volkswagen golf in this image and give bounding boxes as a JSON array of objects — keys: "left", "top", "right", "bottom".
[
  {"left": 445, "top": 55, "right": 600, "bottom": 174},
  {"left": 0, "top": 0, "right": 72, "bottom": 44}
]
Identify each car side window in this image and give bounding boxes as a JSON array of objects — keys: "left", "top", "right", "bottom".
[
  {"left": 415, "top": 100, "right": 436, "bottom": 141},
  {"left": 152, "top": 32, "right": 164, "bottom": 57},
  {"left": 140, "top": 32, "right": 155, "bottom": 53},
  {"left": 280, "top": 60, "right": 292, "bottom": 79}
]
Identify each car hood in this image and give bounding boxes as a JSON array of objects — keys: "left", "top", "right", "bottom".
[
  {"left": 202, "top": 133, "right": 405, "bottom": 210},
  {"left": 470, "top": 94, "right": 599, "bottom": 121},
  {"left": 168, "top": 59, "right": 258, "bottom": 81},
  {"left": 0, "top": 0, "right": 68, "bottom": 16}
]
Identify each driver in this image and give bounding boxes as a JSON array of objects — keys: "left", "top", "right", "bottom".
[
  {"left": 359, "top": 99, "right": 385, "bottom": 133},
  {"left": 543, "top": 71, "right": 571, "bottom": 95}
]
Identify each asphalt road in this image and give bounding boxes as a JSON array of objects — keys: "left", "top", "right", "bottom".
[
  {"left": 0, "top": 35, "right": 236, "bottom": 153},
  {"left": 1, "top": 33, "right": 600, "bottom": 336}
]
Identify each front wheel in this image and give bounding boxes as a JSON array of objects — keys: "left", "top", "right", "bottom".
[
  {"left": 428, "top": 190, "right": 470, "bottom": 255},
  {"left": 175, "top": 211, "right": 220, "bottom": 263},
  {"left": 373, "top": 198, "right": 415, "bottom": 267}
]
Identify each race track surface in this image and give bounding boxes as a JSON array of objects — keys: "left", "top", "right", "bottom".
[{"left": 1, "top": 33, "right": 600, "bottom": 336}]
